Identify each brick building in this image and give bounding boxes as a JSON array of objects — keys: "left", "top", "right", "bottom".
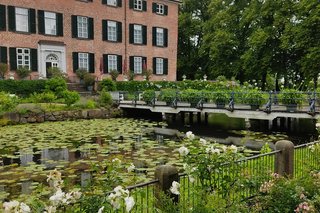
[{"left": 0, "top": 0, "right": 179, "bottom": 82}]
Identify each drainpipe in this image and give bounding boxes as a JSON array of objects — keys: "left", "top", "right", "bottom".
[{"left": 124, "top": 0, "right": 127, "bottom": 77}]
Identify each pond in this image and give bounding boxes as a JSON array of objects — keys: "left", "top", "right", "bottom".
[{"left": 0, "top": 116, "right": 316, "bottom": 200}]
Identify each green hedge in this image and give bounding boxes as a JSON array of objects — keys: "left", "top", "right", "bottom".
[{"left": 0, "top": 80, "right": 46, "bottom": 96}]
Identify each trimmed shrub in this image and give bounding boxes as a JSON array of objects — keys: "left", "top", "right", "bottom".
[
  {"left": 0, "top": 80, "right": 46, "bottom": 96},
  {"left": 279, "top": 89, "right": 304, "bottom": 105},
  {"left": 83, "top": 73, "right": 95, "bottom": 87},
  {"left": 45, "top": 77, "right": 67, "bottom": 98},
  {"left": 98, "top": 78, "right": 117, "bottom": 91}
]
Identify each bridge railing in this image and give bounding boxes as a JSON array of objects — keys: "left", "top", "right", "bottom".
[{"left": 118, "top": 90, "right": 320, "bottom": 114}]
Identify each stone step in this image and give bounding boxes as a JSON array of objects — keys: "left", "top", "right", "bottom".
[{"left": 67, "top": 83, "right": 87, "bottom": 92}]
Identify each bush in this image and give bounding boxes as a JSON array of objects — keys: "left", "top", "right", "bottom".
[
  {"left": 98, "top": 78, "right": 117, "bottom": 91},
  {"left": 16, "top": 66, "right": 32, "bottom": 79},
  {"left": 0, "top": 80, "right": 46, "bottom": 96},
  {"left": 180, "top": 89, "right": 202, "bottom": 103},
  {"left": 209, "top": 90, "right": 229, "bottom": 104},
  {"left": 0, "top": 63, "right": 8, "bottom": 79},
  {"left": 243, "top": 89, "right": 266, "bottom": 106},
  {"left": 76, "top": 69, "right": 88, "bottom": 80},
  {"left": 0, "top": 92, "right": 18, "bottom": 114},
  {"left": 83, "top": 73, "right": 96, "bottom": 87},
  {"left": 98, "top": 89, "right": 112, "bottom": 106},
  {"left": 109, "top": 70, "right": 119, "bottom": 81},
  {"left": 47, "top": 67, "right": 65, "bottom": 79},
  {"left": 28, "top": 92, "right": 57, "bottom": 103},
  {"left": 158, "top": 89, "right": 178, "bottom": 103},
  {"left": 279, "top": 89, "right": 304, "bottom": 105},
  {"left": 62, "top": 90, "right": 80, "bottom": 106},
  {"left": 142, "top": 90, "right": 156, "bottom": 103},
  {"left": 45, "top": 77, "right": 67, "bottom": 98}
]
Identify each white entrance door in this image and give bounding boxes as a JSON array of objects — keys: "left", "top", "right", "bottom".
[{"left": 46, "top": 53, "right": 60, "bottom": 77}]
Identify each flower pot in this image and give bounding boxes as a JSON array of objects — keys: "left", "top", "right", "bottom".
[
  {"left": 87, "top": 86, "right": 93, "bottom": 91},
  {"left": 286, "top": 104, "right": 297, "bottom": 112},
  {"left": 216, "top": 103, "right": 225, "bottom": 109},
  {"left": 250, "top": 105, "right": 260, "bottom": 110}
]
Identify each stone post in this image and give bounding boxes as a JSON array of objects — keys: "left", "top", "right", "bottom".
[
  {"left": 275, "top": 140, "right": 294, "bottom": 177},
  {"left": 155, "top": 165, "right": 179, "bottom": 203}
]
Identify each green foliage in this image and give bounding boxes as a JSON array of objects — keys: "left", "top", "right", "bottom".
[
  {"left": 0, "top": 63, "right": 8, "bottom": 79},
  {"left": 76, "top": 69, "right": 87, "bottom": 80},
  {"left": 128, "top": 70, "right": 135, "bottom": 81},
  {"left": 62, "top": 90, "right": 80, "bottom": 106},
  {"left": 98, "top": 90, "right": 112, "bottom": 106},
  {"left": 16, "top": 66, "right": 32, "bottom": 79},
  {"left": 243, "top": 89, "right": 266, "bottom": 106},
  {"left": 158, "top": 89, "right": 178, "bottom": 103},
  {"left": 28, "top": 92, "right": 57, "bottom": 103},
  {"left": 142, "top": 69, "right": 153, "bottom": 81},
  {"left": 279, "top": 89, "right": 304, "bottom": 105},
  {"left": 98, "top": 78, "right": 116, "bottom": 91},
  {"left": 0, "top": 80, "right": 46, "bottom": 96},
  {"left": 142, "top": 90, "right": 156, "bottom": 103},
  {"left": 45, "top": 77, "right": 67, "bottom": 98},
  {"left": 83, "top": 73, "right": 95, "bottom": 87},
  {"left": 109, "top": 70, "right": 119, "bottom": 81},
  {"left": 86, "top": 99, "right": 96, "bottom": 109},
  {"left": 47, "top": 67, "right": 65, "bottom": 79},
  {"left": 179, "top": 89, "right": 202, "bottom": 103},
  {"left": 0, "top": 92, "right": 18, "bottom": 114},
  {"left": 209, "top": 90, "right": 229, "bottom": 104}
]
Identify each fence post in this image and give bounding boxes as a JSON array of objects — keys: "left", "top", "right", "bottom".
[
  {"left": 275, "top": 140, "right": 294, "bottom": 177},
  {"left": 155, "top": 165, "right": 179, "bottom": 203}
]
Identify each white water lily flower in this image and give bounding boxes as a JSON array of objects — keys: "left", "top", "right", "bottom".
[
  {"left": 206, "top": 145, "right": 220, "bottom": 154},
  {"left": 113, "top": 185, "right": 129, "bottom": 197},
  {"left": 49, "top": 189, "right": 66, "bottom": 205},
  {"left": 189, "top": 175, "right": 195, "bottom": 183},
  {"left": 127, "top": 163, "right": 135, "bottom": 173},
  {"left": 186, "top": 131, "right": 195, "bottom": 140},
  {"left": 170, "top": 181, "right": 180, "bottom": 195},
  {"left": 221, "top": 145, "right": 227, "bottom": 152},
  {"left": 3, "top": 200, "right": 20, "bottom": 212},
  {"left": 125, "top": 196, "right": 135, "bottom": 212},
  {"left": 44, "top": 206, "right": 57, "bottom": 213},
  {"left": 178, "top": 146, "right": 189, "bottom": 156},
  {"left": 108, "top": 193, "right": 121, "bottom": 210},
  {"left": 47, "top": 169, "right": 62, "bottom": 182},
  {"left": 229, "top": 145, "right": 238, "bottom": 153},
  {"left": 112, "top": 158, "right": 121, "bottom": 164},
  {"left": 199, "top": 138, "right": 207, "bottom": 146},
  {"left": 97, "top": 206, "right": 105, "bottom": 213},
  {"left": 19, "top": 202, "right": 31, "bottom": 213}
]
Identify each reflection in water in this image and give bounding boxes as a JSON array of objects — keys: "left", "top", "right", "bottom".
[
  {"left": 81, "top": 172, "right": 91, "bottom": 188},
  {"left": 41, "top": 148, "right": 69, "bottom": 169},
  {"left": 21, "top": 181, "right": 32, "bottom": 195},
  {"left": 20, "top": 152, "right": 33, "bottom": 167}
]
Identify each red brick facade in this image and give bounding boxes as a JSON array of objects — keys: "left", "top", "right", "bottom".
[{"left": 0, "top": 0, "right": 179, "bottom": 81}]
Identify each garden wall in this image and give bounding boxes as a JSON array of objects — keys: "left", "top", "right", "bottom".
[{"left": 1, "top": 108, "right": 122, "bottom": 125}]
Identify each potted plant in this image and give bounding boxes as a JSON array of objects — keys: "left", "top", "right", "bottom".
[
  {"left": 76, "top": 68, "right": 87, "bottom": 83},
  {"left": 279, "top": 89, "right": 303, "bottom": 112},
  {"left": 109, "top": 70, "right": 119, "bottom": 81},
  {"left": 47, "top": 67, "right": 65, "bottom": 79},
  {"left": 83, "top": 73, "right": 96, "bottom": 91},
  {"left": 209, "top": 90, "right": 229, "bottom": 109},
  {"left": 0, "top": 63, "right": 8, "bottom": 79},
  {"left": 142, "top": 69, "right": 153, "bottom": 81},
  {"left": 244, "top": 89, "right": 265, "bottom": 110},
  {"left": 16, "top": 66, "right": 31, "bottom": 79}
]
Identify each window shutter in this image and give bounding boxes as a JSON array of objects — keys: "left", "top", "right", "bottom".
[
  {"left": 89, "top": 53, "right": 95, "bottom": 73},
  {"left": 28, "top": 9, "right": 36, "bottom": 33},
  {"left": 142, "top": 25, "right": 147, "bottom": 45},
  {"left": 164, "top": 5, "right": 168, "bottom": 15},
  {"left": 164, "top": 28, "right": 168, "bottom": 47},
  {"left": 56, "top": 13, "right": 63, "bottom": 36},
  {"left": 117, "top": 55, "right": 122, "bottom": 74},
  {"left": 88, "top": 18, "right": 94, "bottom": 40},
  {"left": 129, "top": 24, "right": 134, "bottom": 44},
  {"left": 103, "top": 54, "right": 108, "bottom": 73},
  {"left": 0, "top": 5, "right": 6, "bottom": 31},
  {"left": 152, "top": 27, "right": 156, "bottom": 46},
  {"left": 8, "top": 6, "right": 16, "bottom": 32},
  {"left": 38, "top": 10, "right": 45, "bottom": 34},
  {"left": 9, "top": 47, "right": 17, "bottom": 70},
  {"left": 72, "top": 52, "right": 79, "bottom": 72},
  {"left": 142, "top": 0, "right": 147, "bottom": 11},
  {"left": 30, "top": 49, "right": 38, "bottom": 71},
  {"left": 71, "top": 15, "right": 78, "bottom": 38},
  {"left": 153, "top": 58, "right": 156, "bottom": 74},
  {"left": 102, "top": 0, "right": 107, "bottom": 4},
  {"left": 129, "top": 56, "right": 134, "bottom": 72},
  {"left": 129, "top": 0, "right": 134, "bottom": 9},
  {"left": 117, "top": 0, "right": 122, "bottom": 7},
  {"left": 0, "top": 47, "right": 7, "bottom": 63},
  {"left": 117, "top": 22, "right": 122, "bottom": 42},
  {"left": 164, "top": 58, "right": 168, "bottom": 75},
  {"left": 102, "top": 20, "right": 107, "bottom": 41},
  {"left": 152, "top": 3, "right": 157, "bottom": 13}
]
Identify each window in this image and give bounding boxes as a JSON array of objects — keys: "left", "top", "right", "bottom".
[
  {"left": 16, "top": 48, "right": 30, "bottom": 69},
  {"left": 44, "top": 12, "right": 56, "bottom": 35},
  {"left": 107, "top": 21, "right": 117, "bottom": 41},
  {"left": 108, "top": 55, "right": 117, "bottom": 72},
  {"left": 134, "top": 25, "right": 142, "bottom": 44},
  {"left": 77, "top": 16, "right": 88, "bottom": 38},
  {"left": 134, "top": 0, "right": 143, "bottom": 10},
  {"left": 156, "top": 4, "right": 164, "bottom": 14},
  {"left": 156, "top": 58, "right": 163, "bottom": 75},
  {"left": 78, "top": 53, "right": 89, "bottom": 71},
  {"left": 134, "top": 57, "right": 142, "bottom": 74},
  {"left": 156, "top": 28, "right": 164, "bottom": 46},
  {"left": 15, "top": 7, "right": 29, "bottom": 32},
  {"left": 107, "top": 0, "right": 117, "bottom": 6}
]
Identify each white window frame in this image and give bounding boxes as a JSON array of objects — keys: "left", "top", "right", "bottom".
[
  {"left": 134, "top": 25, "right": 142, "bottom": 44},
  {"left": 77, "top": 16, "right": 88, "bottom": 38},
  {"left": 107, "top": 21, "right": 117, "bottom": 41},
  {"left": 134, "top": 57, "right": 142, "bottom": 74},
  {"left": 16, "top": 48, "right": 30, "bottom": 70},
  {"left": 108, "top": 55, "right": 117, "bottom": 72},
  {"left": 156, "top": 28, "right": 164, "bottom": 46},
  {"left": 107, "top": 0, "right": 117, "bottom": 6},
  {"left": 156, "top": 4, "right": 164, "bottom": 15},
  {"left": 44, "top": 11, "right": 57, "bottom": 35},
  {"left": 156, "top": 58, "right": 164, "bottom": 75},
  {"left": 78, "top": 53, "right": 89, "bottom": 71},
  {"left": 15, "top": 7, "right": 29, "bottom": 32},
  {"left": 134, "top": 0, "right": 143, "bottom": 10}
]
